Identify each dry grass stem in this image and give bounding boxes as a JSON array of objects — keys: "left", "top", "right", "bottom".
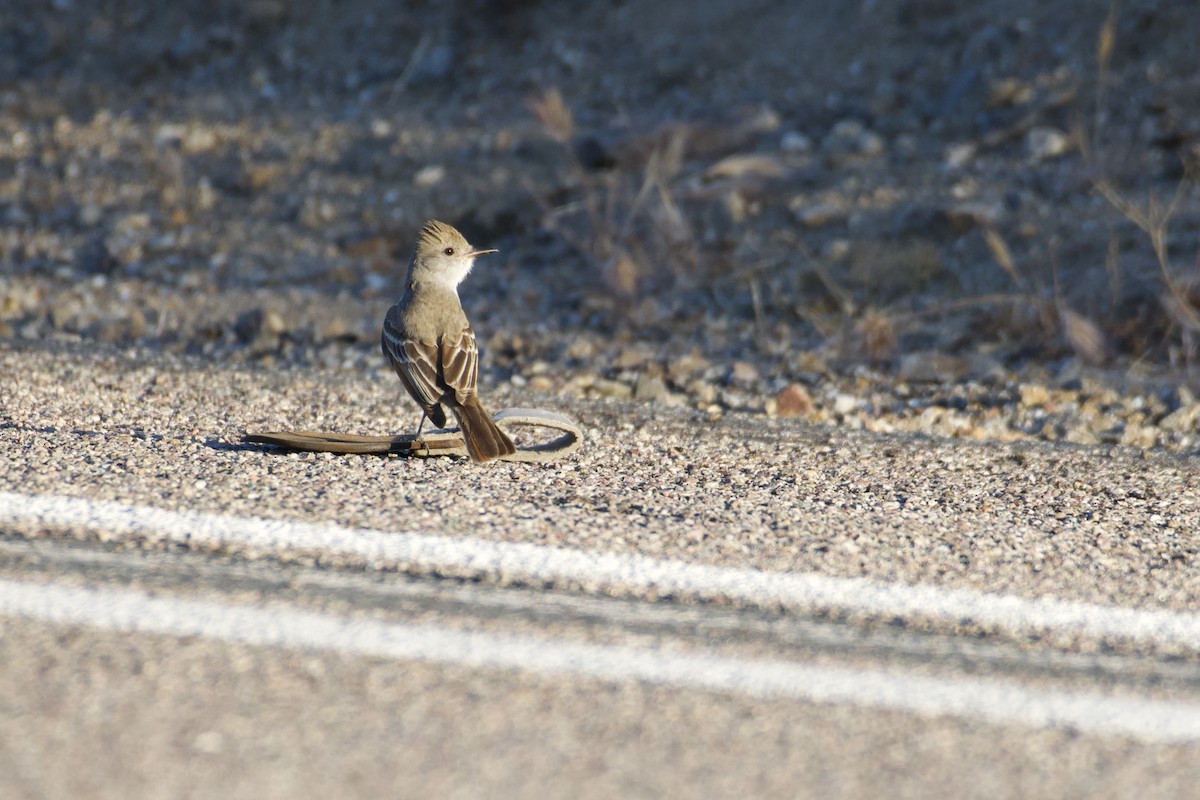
[
  {"left": 526, "top": 87, "right": 574, "bottom": 144},
  {"left": 526, "top": 87, "right": 706, "bottom": 301}
]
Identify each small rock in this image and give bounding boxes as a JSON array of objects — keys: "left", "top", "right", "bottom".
[
  {"left": 825, "top": 118, "right": 863, "bottom": 143},
  {"left": 77, "top": 235, "right": 117, "bottom": 274},
  {"left": 182, "top": 126, "right": 219, "bottom": 154},
  {"left": 414, "top": 165, "right": 445, "bottom": 187},
  {"left": 822, "top": 239, "right": 851, "bottom": 261},
  {"left": 855, "top": 131, "right": 885, "bottom": 158},
  {"left": 689, "top": 380, "right": 719, "bottom": 405},
  {"left": 987, "top": 77, "right": 1034, "bottom": 108},
  {"left": 832, "top": 393, "right": 859, "bottom": 415},
  {"left": 1026, "top": 127, "right": 1073, "bottom": 162},
  {"left": 1019, "top": 383, "right": 1051, "bottom": 408},
  {"left": 300, "top": 197, "right": 336, "bottom": 228},
  {"left": 897, "top": 352, "right": 971, "bottom": 383},
  {"left": 591, "top": 378, "right": 632, "bottom": 399},
  {"left": 728, "top": 360, "right": 760, "bottom": 386},
  {"left": 634, "top": 373, "right": 668, "bottom": 401},
  {"left": 264, "top": 309, "right": 287, "bottom": 335},
  {"left": 1063, "top": 426, "right": 1101, "bottom": 447},
  {"left": 1160, "top": 401, "right": 1200, "bottom": 433},
  {"left": 822, "top": 119, "right": 885, "bottom": 165},
  {"left": 613, "top": 346, "right": 651, "bottom": 370},
  {"left": 154, "top": 123, "right": 185, "bottom": 149},
  {"left": 233, "top": 308, "right": 265, "bottom": 343},
  {"left": 792, "top": 201, "right": 843, "bottom": 229},
  {"left": 1120, "top": 422, "right": 1158, "bottom": 450},
  {"left": 18, "top": 319, "right": 42, "bottom": 339},
  {"left": 114, "top": 213, "right": 152, "bottom": 234},
  {"left": 702, "top": 154, "right": 791, "bottom": 183},
  {"left": 321, "top": 319, "right": 353, "bottom": 341},
  {"left": 666, "top": 349, "right": 710, "bottom": 386},
  {"left": 243, "top": 162, "right": 280, "bottom": 192},
  {"left": 564, "top": 338, "right": 599, "bottom": 361},
  {"left": 941, "top": 200, "right": 1004, "bottom": 231},
  {"left": 79, "top": 203, "right": 104, "bottom": 226},
  {"left": 965, "top": 355, "right": 1006, "bottom": 383},
  {"left": 943, "top": 142, "right": 976, "bottom": 170},
  {"left": 780, "top": 131, "right": 813, "bottom": 154},
  {"left": 88, "top": 319, "right": 129, "bottom": 344},
  {"left": 774, "top": 383, "right": 814, "bottom": 417}
]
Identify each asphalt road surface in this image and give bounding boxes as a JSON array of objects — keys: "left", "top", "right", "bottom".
[{"left": 4, "top": 341, "right": 1200, "bottom": 799}]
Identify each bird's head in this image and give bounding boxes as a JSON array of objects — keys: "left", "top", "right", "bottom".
[{"left": 410, "top": 219, "right": 497, "bottom": 290}]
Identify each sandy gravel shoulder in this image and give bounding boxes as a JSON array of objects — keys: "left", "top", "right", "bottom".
[{"left": 3, "top": 341, "right": 1199, "bottom": 617}]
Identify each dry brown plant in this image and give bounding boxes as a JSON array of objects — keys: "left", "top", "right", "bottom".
[
  {"left": 1078, "top": 2, "right": 1200, "bottom": 367},
  {"left": 526, "top": 87, "right": 700, "bottom": 301}
]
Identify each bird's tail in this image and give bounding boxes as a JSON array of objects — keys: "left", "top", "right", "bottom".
[{"left": 454, "top": 396, "right": 517, "bottom": 463}]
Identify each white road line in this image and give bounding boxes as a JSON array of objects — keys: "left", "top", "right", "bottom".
[
  {"left": 2, "top": 490, "right": 1199, "bottom": 651},
  {"left": 0, "top": 576, "right": 1196, "bottom": 743}
]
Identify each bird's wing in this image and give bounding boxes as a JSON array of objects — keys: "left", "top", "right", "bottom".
[
  {"left": 402, "top": 339, "right": 445, "bottom": 406},
  {"left": 440, "top": 327, "right": 479, "bottom": 402},
  {"left": 382, "top": 315, "right": 443, "bottom": 409}
]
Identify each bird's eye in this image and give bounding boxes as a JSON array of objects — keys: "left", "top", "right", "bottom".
[{"left": 443, "top": 247, "right": 455, "bottom": 256}]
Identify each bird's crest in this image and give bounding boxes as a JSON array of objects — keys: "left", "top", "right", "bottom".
[{"left": 418, "top": 219, "right": 466, "bottom": 252}]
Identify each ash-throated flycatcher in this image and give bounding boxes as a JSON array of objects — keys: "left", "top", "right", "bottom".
[{"left": 382, "top": 220, "right": 517, "bottom": 463}]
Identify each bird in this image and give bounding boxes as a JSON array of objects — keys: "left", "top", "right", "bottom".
[{"left": 381, "top": 220, "right": 517, "bottom": 463}]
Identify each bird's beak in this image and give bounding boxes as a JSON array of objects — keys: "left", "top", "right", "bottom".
[{"left": 469, "top": 248, "right": 499, "bottom": 257}]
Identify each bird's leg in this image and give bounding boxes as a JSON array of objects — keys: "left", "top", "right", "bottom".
[{"left": 413, "top": 411, "right": 431, "bottom": 456}]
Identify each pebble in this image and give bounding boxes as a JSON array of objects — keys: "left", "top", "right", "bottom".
[
  {"left": 182, "top": 126, "right": 220, "bottom": 154},
  {"left": 822, "top": 119, "right": 885, "bottom": 165},
  {"left": 1161, "top": 401, "right": 1200, "bottom": 433},
  {"left": 1019, "top": 384, "right": 1051, "bottom": 408},
  {"left": 633, "top": 373, "right": 668, "bottom": 401},
  {"left": 822, "top": 239, "right": 852, "bottom": 261},
  {"left": 792, "top": 201, "right": 844, "bottom": 229},
  {"left": 728, "top": 361, "right": 760, "bottom": 387},
  {"left": 773, "top": 383, "right": 815, "bottom": 417},
  {"left": 941, "top": 200, "right": 1004, "bottom": 231},
  {"left": 897, "top": 352, "right": 983, "bottom": 384},
  {"left": 591, "top": 378, "right": 633, "bottom": 399},
  {"left": 414, "top": 165, "right": 446, "bottom": 187},
  {"left": 234, "top": 308, "right": 266, "bottom": 343},
  {"left": 1026, "top": 127, "right": 1073, "bottom": 162},
  {"left": 780, "top": 131, "right": 813, "bottom": 154},
  {"left": 943, "top": 143, "right": 977, "bottom": 170},
  {"left": 832, "top": 394, "right": 860, "bottom": 415}
]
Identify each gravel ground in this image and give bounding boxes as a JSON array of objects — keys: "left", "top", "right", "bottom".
[
  {"left": 2, "top": 0, "right": 1200, "bottom": 456},
  {"left": 4, "top": 342, "right": 1199, "bottom": 619}
]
